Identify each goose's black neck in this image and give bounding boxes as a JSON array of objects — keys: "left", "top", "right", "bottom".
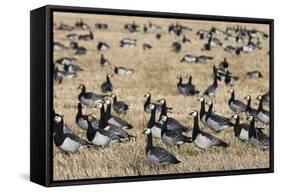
[
  {"left": 246, "top": 97, "right": 252, "bottom": 110},
  {"left": 144, "top": 94, "right": 151, "bottom": 109},
  {"left": 113, "top": 96, "right": 117, "bottom": 104},
  {"left": 105, "top": 102, "right": 111, "bottom": 121},
  {"left": 106, "top": 75, "right": 111, "bottom": 83},
  {"left": 257, "top": 99, "right": 263, "bottom": 112},
  {"left": 233, "top": 116, "right": 240, "bottom": 137},
  {"left": 146, "top": 131, "right": 153, "bottom": 154},
  {"left": 249, "top": 118, "right": 256, "bottom": 139},
  {"left": 229, "top": 91, "right": 235, "bottom": 104},
  {"left": 76, "top": 104, "right": 83, "bottom": 122},
  {"left": 213, "top": 73, "right": 218, "bottom": 86},
  {"left": 148, "top": 107, "right": 156, "bottom": 128},
  {"left": 159, "top": 100, "right": 167, "bottom": 118},
  {"left": 188, "top": 76, "right": 192, "bottom": 84},
  {"left": 192, "top": 113, "right": 200, "bottom": 140},
  {"left": 177, "top": 76, "right": 182, "bottom": 86},
  {"left": 99, "top": 104, "right": 107, "bottom": 129},
  {"left": 199, "top": 101, "right": 206, "bottom": 119}
]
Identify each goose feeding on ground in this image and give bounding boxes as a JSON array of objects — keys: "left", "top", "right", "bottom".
[
  {"left": 78, "top": 30, "right": 94, "bottom": 41},
  {"left": 180, "top": 54, "right": 197, "bottom": 63},
  {"left": 196, "top": 55, "right": 213, "bottom": 63},
  {"left": 53, "top": 113, "right": 91, "bottom": 153},
  {"left": 256, "top": 95, "right": 270, "bottom": 125},
  {"left": 104, "top": 99, "right": 133, "bottom": 130},
  {"left": 244, "top": 95, "right": 258, "bottom": 117},
  {"left": 66, "top": 33, "right": 78, "bottom": 41},
  {"left": 111, "top": 93, "right": 129, "bottom": 115},
  {"left": 57, "top": 23, "right": 74, "bottom": 31},
  {"left": 113, "top": 66, "right": 134, "bottom": 75},
  {"left": 228, "top": 89, "right": 247, "bottom": 113},
  {"left": 53, "top": 42, "right": 67, "bottom": 51},
  {"left": 190, "top": 111, "right": 228, "bottom": 150},
  {"left": 120, "top": 38, "right": 136, "bottom": 47},
  {"left": 63, "top": 63, "right": 83, "bottom": 73},
  {"left": 205, "top": 101, "right": 234, "bottom": 132},
  {"left": 144, "top": 104, "right": 181, "bottom": 166},
  {"left": 247, "top": 116, "right": 269, "bottom": 150},
  {"left": 101, "top": 74, "right": 113, "bottom": 93},
  {"left": 246, "top": 71, "right": 263, "bottom": 78},
  {"left": 177, "top": 75, "right": 199, "bottom": 96},
  {"left": 78, "top": 84, "right": 106, "bottom": 107},
  {"left": 160, "top": 115, "right": 192, "bottom": 147},
  {"left": 143, "top": 43, "right": 152, "bottom": 50},
  {"left": 70, "top": 42, "right": 87, "bottom": 55}
]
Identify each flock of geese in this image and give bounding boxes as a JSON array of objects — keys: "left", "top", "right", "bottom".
[{"left": 53, "top": 18, "right": 270, "bottom": 166}]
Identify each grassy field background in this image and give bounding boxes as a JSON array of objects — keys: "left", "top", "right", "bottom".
[{"left": 53, "top": 12, "right": 270, "bottom": 180}]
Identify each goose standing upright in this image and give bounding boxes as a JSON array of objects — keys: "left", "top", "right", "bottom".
[
  {"left": 144, "top": 104, "right": 181, "bottom": 165},
  {"left": 54, "top": 113, "right": 91, "bottom": 152},
  {"left": 104, "top": 99, "right": 133, "bottom": 130},
  {"left": 203, "top": 67, "right": 219, "bottom": 96},
  {"left": 247, "top": 116, "right": 269, "bottom": 150},
  {"left": 256, "top": 95, "right": 270, "bottom": 124},
  {"left": 78, "top": 84, "right": 106, "bottom": 107},
  {"left": 101, "top": 74, "right": 113, "bottom": 93},
  {"left": 244, "top": 95, "right": 258, "bottom": 117},
  {"left": 111, "top": 93, "right": 129, "bottom": 114},
  {"left": 86, "top": 103, "right": 113, "bottom": 146},
  {"left": 198, "top": 97, "right": 207, "bottom": 125},
  {"left": 205, "top": 101, "right": 234, "bottom": 132},
  {"left": 100, "top": 54, "right": 111, "bottom": 67},
  {"left": 76, "top": 103, "right": 99, "bottom": 130},
  {"left": 231, "top": 113, "right": 250, "bottom": 141},
  {"left": 190, "top": 111, "right": 228, "bottom": 150},
  {"left": 228, "top": 89, "right": 247, "bottom": 113}
]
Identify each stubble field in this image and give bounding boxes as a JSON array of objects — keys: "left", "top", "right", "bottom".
[{"left": 53, "top": 12, "right": 270, "bottom": 180}]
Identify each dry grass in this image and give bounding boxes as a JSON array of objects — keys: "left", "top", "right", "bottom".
[{"left": 53, "top": 12, "right": 270, "bottom": 180}]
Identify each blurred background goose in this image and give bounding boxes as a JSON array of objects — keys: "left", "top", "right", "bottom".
[
  {"left": 177, "top": 75, "right": 199, "bottom": 96},
  {"left": 100, "top": 53, "right": 111, "bottom": 67},
  {"left": 113, "top": 66, "right": 134, "bottom": 75},
  {"left": 101, "top": 74, "right": 113, "bottom": 93}
]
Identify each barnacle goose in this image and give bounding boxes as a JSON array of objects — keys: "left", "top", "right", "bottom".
[
  {"left": 198, "top": 97, "right": 207, "bottom": 125},
  {"left": 244, "top": 95, "right": 258, "bottom": 117},
  {"left": 196, "top": 29, "right": 210, "bottom": 39},
  {"left": 113, "top": 66, "right": 134, "bottom": 75},
  {"left": 124, "top": 21, "right": 140, "bottom": 33},
  {"left": 246, "top": 71, "right": 263, "bottom": 78},
  {"left": 180, "top": 54, "right": 197, "bottom": 63},
  {"left": 247, "top": 116, "right": 269, "bottom": 150},
  {"left": 104, "top": 99, "right": 133, "bottom": 130},
  {"left": 172, "top": 42, "right": 181, "bottom": 52},
  {"left": 157, "top": 98, "right": 191, "bottom": 132},
  {"left": 75, "top": 18, "right": 91, "bottom": 30},
  {"left": 78, "top": 84, "right": 106, "bottom": 107},
  {"left": 143, "top": 93, "right": 172, "bottom": 113},
  {"left": 224, "top": 45, "right": 236, "bottom": 53},
  {"left": 70, "top": 42, "right": 87, "bottom": 55},
  {"left": 148, "top": 21, "right": 161, "bottom": 30},
  {"left": 57, "top": 23, "right": 74, "bottom": 31},
  {"left": 53, "top": 113, "right": 91, "bottom": 153},
  {"left": 147, "top": 102, "right": 165, "bottom": 139},
  {"left": 120, "top": 38, "right": 136, "bottom": 48},
  {"left": 256, "top": 95, "right": 270, "bottom": 125},
  {"left": 86, "top": 103, "right": 113, "bottom": 146},
  {"left": 53, "top": 67, "right": 64, "bottom": 84},
  {"left": 210, "top": 27, "right": 225, "bottom": 35},
  {"left": 95, "top": 23, "right": 108, "bottom": 30},
  {"left": 160, "top": 115, "right": 192, "bottom": 147},
  {"left": 196, "top": 55, "right": 213, "bottom": 63},
  {"left": 231, "top": 113, "right": 250, "bottom": 141},
  {"left": 203, "top": 68, "right": 219, "bottom": 96},
  {"left": 64, "top": 63, "right": 83, "bottom": 73},
  {"left": 78, "top": 30, "right": 94, "bottom": 41},
  {"left": 144, "top": 104, "right": 180, "bottom": 165},
  {"left": 261, "top": 91, "right": 270, "bottom": 103},
  {"left": 54, "top": 42, "right": 67, "bottom": 51},
  {"left": 101, "top": 74, "right": 113, "bottom": 93},
  {"left": 217, "top": 58, "right": 229, "bottom": 75},
  {"left": 182, "top": 35, "right": 191, "bottom": 43},
  {"left": 100, "top": 53, "right": 111, "bottom": 67},
  {"left": 177, "top": 75, "right": 199, "bottom": 96},
  {"left": 52, "top": 110, "right": 74, "bottom": 135},
  {"left": 76, "top": 103, "right": 99, "bottom": 130},
  {"left": 190, "top": 111, "right": 228, "bottom": 150},
  {"left": 223, "top": 69, "right": 239, "bottom": 87},
  {"left": 143, "top": 43, "right": 152, "bottom": 50},
  {"left": 228, "top": 89, "right": 247, "bottom": 113},
  {"left": 97, "top": 42, "right": 110, "bottom": 51},
  {"left": 156, "top": 34, "right": 162, "bottom": 39},
  {"left": 111, "top": 93, "right": 129, "bottom": 114},
  {"left": 66, "top": 33, "right": 78, "bottom": 41},
  {"left": 56, "top": 57, "right": 77, "bottom": 65},
  {"left": 205, "top": 101, "right": 234, "bottom": 132}
]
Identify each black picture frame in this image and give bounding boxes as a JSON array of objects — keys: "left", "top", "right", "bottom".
[{"left": 30, "top": 4, "right": 274, "bottom": 187}]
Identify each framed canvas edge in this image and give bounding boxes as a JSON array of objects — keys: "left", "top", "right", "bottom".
[{"left": 33, "top": 4, "right": 274, "bottom": 187}]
